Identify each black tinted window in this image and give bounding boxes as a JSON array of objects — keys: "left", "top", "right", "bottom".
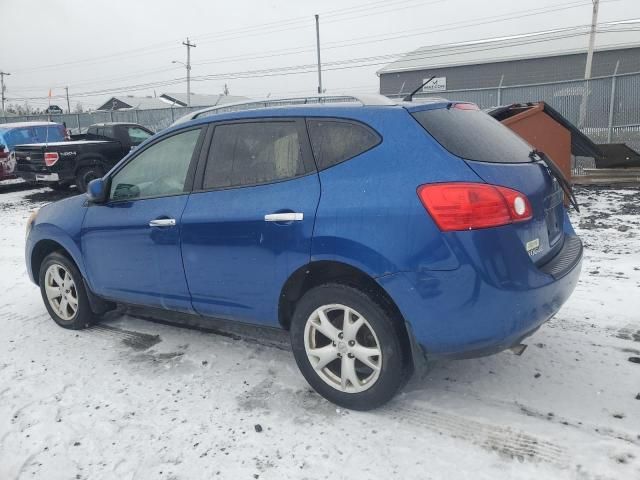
[
  {"left": 307, "top": 119, "right": 380, "bottom": 169},
  {"left": 203, "top": 122, "right": 305, "bottom": 189},
  {"left": 411, "top": 107, "right": 532, "bottom": 163}
]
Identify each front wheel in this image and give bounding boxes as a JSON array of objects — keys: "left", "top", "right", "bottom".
[
  {"left": 39, "top": 252, "right": 94, "bottom": 329},
  {"left": 290, "top": 284, "right": 409, "bottom": 410}
]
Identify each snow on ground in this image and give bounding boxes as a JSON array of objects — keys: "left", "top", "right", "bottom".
[{"left": 0, "top": 182, "right": 638, "bottom": 480}]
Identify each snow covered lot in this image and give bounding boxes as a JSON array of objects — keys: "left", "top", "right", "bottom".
[{"left": 0, "top": 183, "right": 638, "bottom": 480}]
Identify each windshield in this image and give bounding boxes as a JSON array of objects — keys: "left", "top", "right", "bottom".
[{"left": 412, "top": 106, "right": 533, "bottom": 163}]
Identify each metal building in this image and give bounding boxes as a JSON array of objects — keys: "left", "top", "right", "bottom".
[{"left": 378, "top": 20, "right": 640, "bottom": 96}]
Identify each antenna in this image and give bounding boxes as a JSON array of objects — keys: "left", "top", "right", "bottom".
[{"left": 404, "top": 75, "right": 436, "bottom": 102}]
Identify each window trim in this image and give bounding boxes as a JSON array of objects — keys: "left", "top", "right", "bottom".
[
  {"left": 104, "top": 125, "right": 205, "bottom": 204},
  {"left": 192, "top": 117, "right": 317, "bottom": 193},
  {"left": 305, "top": 117, "right": 383, "bottom": 171}
]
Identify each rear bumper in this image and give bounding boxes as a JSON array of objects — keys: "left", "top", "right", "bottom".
[
  {"left": 16, "top": 170, "right": 71, "bottom": 183},
  {"left": 378, "top": 221, "right": 582, "bottom": 358}
]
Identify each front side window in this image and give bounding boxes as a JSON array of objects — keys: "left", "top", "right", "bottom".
[
  {"left": 127, "top": 126, "right": 152, "bottom": 146},
  {"left": 203, "top": 122, "right": 305, "bottom": 189},
  {"left": 306, "top": 119, "right": 381, "bottom": 170},
  {"left": 110, "top": 128, "right": 201, "bottom": 201}
]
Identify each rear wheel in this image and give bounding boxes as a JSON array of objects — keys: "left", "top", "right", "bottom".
[
  {"left": 75, "top": 165, "right": 104, "bottom": 193},
  {"left": 39, "top": 252, "right": 94, "bottom": 330},
  {"left": 290, "top": 284, "right": 409, "bottom": 410}
]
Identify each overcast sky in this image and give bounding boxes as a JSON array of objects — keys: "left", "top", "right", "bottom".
[{"left": 2, "top": 0, "right": 639, "bottom": 110}]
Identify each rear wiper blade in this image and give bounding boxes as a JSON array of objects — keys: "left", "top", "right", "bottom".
[{"left": 529, "top": 149, "right": 580, "bottom": 213}]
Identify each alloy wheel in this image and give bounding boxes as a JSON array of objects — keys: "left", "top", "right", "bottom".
[
  {"left": 303, "top": 304, "right": 382, "bottom": 393},
  {"left": 44, "top": 263, "right": 78, "bottom": 321}
]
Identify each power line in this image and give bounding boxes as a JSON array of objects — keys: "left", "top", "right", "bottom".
[
  {"left": 11, "top": 22, "right": 627, "bottom": 102},
  {"left": 9, "top": 0, "right": 444, "bottom": 75},
  {"left": 13, "top": 0, "right": 614, "bottom": 95}
]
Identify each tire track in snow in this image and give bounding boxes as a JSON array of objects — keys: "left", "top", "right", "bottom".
[{"left": 385, "top": 403, "right": 570, "bottom": 467}]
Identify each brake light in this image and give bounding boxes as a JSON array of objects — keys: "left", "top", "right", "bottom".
[
  {"left": 417, "top": 182, "right": 532, "bottom": 231},
  {"left": 0, "top": 148, "right": 8, "bottom": 159},
  {"left": 453, "top": 103, "right": 479, "bottom": 110},
  {"left": 44, "top": 152, "right": 59, "bottom": 166}
]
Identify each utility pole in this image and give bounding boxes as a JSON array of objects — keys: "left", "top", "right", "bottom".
[
  {"left": 579, "top": 0, "right": 599, "bottom": 127},
  {"left": 0, "top": 71, "right": 10, "bottom": 116},
  {"left": 65, "top": 86, "right": 71, "bottom": 113},
  {"left": 183, "top": 37, "right": 196, "bottom": 107},
  {"left": 315, "top": 15, "right": 323, "bottom": 94}
]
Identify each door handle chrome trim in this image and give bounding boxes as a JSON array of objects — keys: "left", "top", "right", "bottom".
[
  {"left": 149, "top": 218, "right": 176, "bottom": 227},
  {"left": 264, "top": 212, "right": 303, "bottom": 222}
]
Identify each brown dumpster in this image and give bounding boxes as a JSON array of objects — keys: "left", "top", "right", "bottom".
[
  {"left": 488, "top": 102, "right": 602, "bottom": 182},
  {"left": 491, "top": 103, "right": 571, "bottom": 178}
]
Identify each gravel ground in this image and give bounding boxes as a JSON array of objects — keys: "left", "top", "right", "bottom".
[{"left": 0, "top": 182, "right": 638, "bottom": 480}]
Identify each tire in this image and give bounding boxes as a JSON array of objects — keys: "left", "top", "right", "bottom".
[
  {"left": 50, "top": 182, "right": 71, "bottom": 191},
  {"left": 290, "top": 283, "right": 409, "bottom": 411},
  {"left": 75, "top": 165, "right": 104, "bottom": 193},
  {"left": 39, "top": 252, "right": 94, "bottom": 330}
]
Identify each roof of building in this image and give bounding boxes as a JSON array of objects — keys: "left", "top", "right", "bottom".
[
  {"left": 96, "top": 96, "right": 170, "bottom": 111},
  {"left": 159, "top": 93, "right": 250, "bottom": 107},
  {"left": 378, "top": 20, "right": 640, "bottom": 75}
]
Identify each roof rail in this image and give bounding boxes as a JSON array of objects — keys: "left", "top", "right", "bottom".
[{"left": 172, "top": 94, "right": 397, "bottom": 125}]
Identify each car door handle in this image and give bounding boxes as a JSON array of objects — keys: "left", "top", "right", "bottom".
[
  {"left": 149, "top": 218, "right": 176, "bottom": 227},
  {"left": 264, "top": 212, "right": 304, "bottom": 222}
]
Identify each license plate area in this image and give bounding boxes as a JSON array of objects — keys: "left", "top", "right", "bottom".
[{"left": 545, "top": 179, "right": 564, "bottom": 246}]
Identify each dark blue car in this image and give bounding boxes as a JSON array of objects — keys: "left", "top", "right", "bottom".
[{"left": 25, "top": 95, "right": 582, "bottom": 410}]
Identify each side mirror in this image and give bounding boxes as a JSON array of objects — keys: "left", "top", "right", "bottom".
[{"left": 87, "top": 178, "right": 109, "bottom": 203}]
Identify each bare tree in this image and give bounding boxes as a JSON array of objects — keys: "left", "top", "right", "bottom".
[{"left": 74, "top": 102, "right": 84, "bottom": 113}]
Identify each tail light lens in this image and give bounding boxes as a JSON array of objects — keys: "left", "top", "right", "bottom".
[
  {"left": 0, "top": 149, "right": 8, "bottom": 159},
  {"left": 44, "top": 152, "right": 59, "bottom": 167},
  {"left": 417, "top": 182, "right": 532, "bottom": 231}
]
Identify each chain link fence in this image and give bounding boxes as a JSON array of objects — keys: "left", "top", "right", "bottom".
[
  {"left": 3, "top": 72, "right": 640, "bottom": 152},
  {"left": 0, "top": 105, "right": 205, "bottom": 134}
]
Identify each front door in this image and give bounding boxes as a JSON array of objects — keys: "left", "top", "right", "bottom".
[
  {"left": 82, "top": 127, "right": 204, "bottom": 312},
  {"left": 180, "top": 119, "right": 320, "bottom": 325}
]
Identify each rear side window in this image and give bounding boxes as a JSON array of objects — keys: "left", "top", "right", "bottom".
[
  {"left": 411, "top": 107, "right": 532, "bottom": 163},
  {"left": 203, "top": 122, "right": 305, "bottom": 189},
  {"left": 306, "top": 119, "right": 380, "bottom": 170}
]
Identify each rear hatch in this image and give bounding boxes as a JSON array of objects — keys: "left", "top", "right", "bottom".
[{"left": 410, "top": 104, "right": 565, "bottom": 265}]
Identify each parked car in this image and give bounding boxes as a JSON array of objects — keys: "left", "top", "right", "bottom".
[
  {"left": 25, "top": 95, "right": 582, "bottom": 410},
  {"left": 14, "top": 122, "right": 154, "bottom": 192},
  {"left": 0, "top": 121, "right": 67, "bottom": 181}
]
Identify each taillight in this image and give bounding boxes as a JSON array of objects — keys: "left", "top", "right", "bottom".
[
  {"left": 417, "top": 182, "right": 532, "bottom": 231},
  {"left": 452, "top": 102, "right": 479, "bottom": 110},
  {"left": 0, "top": 148, "right": 8, "bottom": 159},
  {"left": 44, "top": 152, "right": 59, "bottom": 167}
]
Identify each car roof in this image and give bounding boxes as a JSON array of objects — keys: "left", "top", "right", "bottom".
[
  {"left": 89, "top": 122, "right": 141, "bottom": 127},
  {"left": 0, "top": 121, "right": 62, "bottom": 130},
  {"left": 169, "top": 94, "right": 453, "bottom": 133}
]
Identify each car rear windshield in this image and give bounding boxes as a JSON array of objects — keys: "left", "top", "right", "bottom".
[{"left": 411, "top": 107, "right": 532, "bottom": 163}]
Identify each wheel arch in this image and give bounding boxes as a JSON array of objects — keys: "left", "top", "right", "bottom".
[
  {"left": 30, "top": 239, "right": 78, "bottom": 286},
  {"left": 278, "top": 260, "right": 415, "bottom": 369}
]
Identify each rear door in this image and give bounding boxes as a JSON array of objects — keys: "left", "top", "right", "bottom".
[
  {"left": 180, "top": 119, "right": 320, "bottom": 325},
  {"left": 411, "top": 104, "right": 565, "bottom": 264}
]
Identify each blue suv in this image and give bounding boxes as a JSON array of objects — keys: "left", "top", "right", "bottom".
[{"left": 25, "top": 95, "right": 582, "bottom": 410}]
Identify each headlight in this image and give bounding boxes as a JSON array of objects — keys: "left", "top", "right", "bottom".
[{"left": 25, "top": 209, "right": 39, "bottom": 240}]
